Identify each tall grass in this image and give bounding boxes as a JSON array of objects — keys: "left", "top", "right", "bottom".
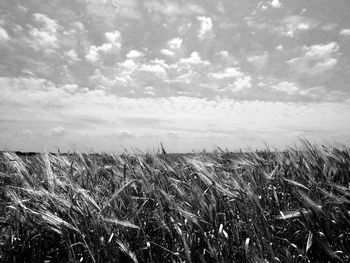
[{"left": 0, "top": 142, "right": 349, "bottom": 262}]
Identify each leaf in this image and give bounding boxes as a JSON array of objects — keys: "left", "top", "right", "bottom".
[
  {"left": 306, "top": 231, "right": 313, "bottom": 253},
  {"left": 116, "top": 240, "right": 138, "bottom": 263},
  {"left": 245, "top": 237, "right": 250, "bottom": 253},
  {"left": 103, "top": 218, "right": 140, "bottom": 229},
  {"left": 276, "top": 209, "right": 311, "bottom": 220},
  {"left": 284, "top": 178, "right": 309, "bottom": 191}
]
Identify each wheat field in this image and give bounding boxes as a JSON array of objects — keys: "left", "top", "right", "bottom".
[{"left": 0, "top": 142, "right": 349, "bottom": 262}]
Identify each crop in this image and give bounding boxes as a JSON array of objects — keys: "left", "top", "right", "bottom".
[{"left": 0, "top": 141, "right": 349, "bottom": 262}]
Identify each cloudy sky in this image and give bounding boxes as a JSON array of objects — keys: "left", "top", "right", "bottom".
[{"left": 1, "top": 0, "right": 350, "bottom": 152}]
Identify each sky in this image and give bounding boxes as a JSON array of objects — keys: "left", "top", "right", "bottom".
[{"left": 1, "top": 0, "right": 350, "bottom": 153}]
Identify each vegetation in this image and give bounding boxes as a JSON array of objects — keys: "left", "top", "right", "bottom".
[{"left": 0, "top": 142, "right": 349, "bottom": 262}]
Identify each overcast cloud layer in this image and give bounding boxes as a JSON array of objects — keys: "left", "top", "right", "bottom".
[{"left": 1, "top": 0, "right": 350, "bottom": 152}]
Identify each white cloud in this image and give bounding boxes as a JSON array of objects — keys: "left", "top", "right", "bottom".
[
  {"left": 144, "top": 86, "right": 156, "bottom": 96},
  {"left": 105, "top": 31, "right": 122, "bottom": 45},
  {"left": 322, "top": 23, "right": 337, "bottom": 31},
  {"left": 86, "top": 30, "right": 122, "bottom": 62},
  {"left": 168, "top": 37, "right": 183, "bottom": 49},
  {"left": 145, "top": 1, "right": 205, "bottom": 17},
  {"left": 287, "top": 42, "right": 339, "bottom": 75},
  {"left": 115, "top": 130, "right": 136, "bottom": 139},
  {"left": 120, "top": 58, "right": 138, "bottom": 71},
  {"left": 64, "top": 49, "right": 80, "bottom": 62},
  {"left": 90, "top": 69, "right": 132, "bottom": 90},
  {"left": 210, "top": 67, "right": 252, "bottom": 92},
  {"left": 232, "top": 76, "right": 252, "bottom": 92},
  {"left": 271, "top": 81, "right": 299, "bottom": 95},
  {"left": 151, "top": 58, "right": 170, "bottom": 69},
  {"left": 179, "top": 52, "right": 209, "bottom": 65},
  {"left": 2, "top": 76, "right": 350, "bottom": 151},
  {"left": 211, "top": 67, "right": 243, "bottom": 79},
  {"left": 340, "top": 28, "right": 350, "bottom": 36},
  {"left": 61, "top": 84, "right": 79, "bottom": 93},
  {"left": 48, "top": 126, "right": 66, "bottom": 137},
  {"left": 111, "top": 0, "right": 141, "bottom": 20},
  {"left": 247, "top": 52, "right": 268, "bottom": 69},
  {"left": 303, "top": 42, "right": 339, "bottom": 57},
  {"left": 282, "top": 15, "right": 318, "bottom": 37},
  {"left": 246, "top": 15, "right": 318, "bottom": 38},
  {"left": 139, "top": 64, "right": 168, "bottom": 79},
  {"left": 86, "top": 0, "right": 141, "bottom": 29},
  {"left": 33, "top": 13, "right": 61, "bottom": 33},
  {"left": 161, "top": 49, "right": 176, "bottom": 57},
  {"left": 197, "top": 16, "right": 214, "bottom": 40},
  {"left": 126, "top": 49, "right": 143, "bottom": 58},
  {"left": 28, "top": 13, "right": 62, "bottom": 50},
  {"left": 28, "top": 28, "right": 58, "bottom": 50},
  {"left": 20, "top": 129, "right": 34, "bottom": 137},
  {"left": 218, "top": 50, "right": 228, "bottom": 57},
  {"left": 270, "top": 0, "right": 282, "bottom": 8},
  {"left": 71, "top": 21, "right": 85, "bottom": 32},
  {"left": 161, "top": 37, "right": 183, "bottom": 57},
  {"left": 0, "top": 26, "right": 10, "bottom": 43},
  {"left": 216, "top": 1, "right": 226, "bottom": 13},
  {"left": 298, "top": 86, "right": 325, "bottom": 98}
]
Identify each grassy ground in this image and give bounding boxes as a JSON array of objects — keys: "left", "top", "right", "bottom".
[{"left": 0, "top": 142, "right": 349, "bottom": 262}]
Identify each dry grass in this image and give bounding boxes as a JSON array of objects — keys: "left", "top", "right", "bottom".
[{"left": 0, "top": 142, "right": 349, "bottom": 262}]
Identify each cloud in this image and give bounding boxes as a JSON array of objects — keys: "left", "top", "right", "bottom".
[
  {"left": 246, "top": 15, "right": 319, "bottom": 38},
  {"left": 0, "top": 26, "right": 10, "bottom": 43},
  {"left": 144, "top": 1, "right": 205, "bottom": 17},
  {"left": 168, "top": 37, "right": 183, "bottom": 49},
  {"left": 216, "top": 2, "right": 226, "bottom": 13},
  {"left": 33, "top": 13, "right": 61, "bottom": 33},
  {"left": 161, "top": 49, "right": 176, "bottom": 57},
  {"left": 89, "top": 69, "right": 132, "bottom": 91},
  {"left": 64, "top": 49, "right": 80, "bottom": 62},
  {"left": 287, "top": 42, "right": 339, "bottom": 75},
  {"left": 209, "top": 67, "right": 252, "bottom": 92},
  {"left": 271, "top": 81, "right": 299, "bottom": 95},
  {"left": 2, "top": 76, "right": 350, "bottom": 151},
  {"left": 139, "top": 64, "right": 168, "bottom": 79},
  {"left": 161, "top": 37, "right": 183, "bottom": 57},
  {"left": 20, "top": 129, "right": 34, "bottom": 137},
  {"left": 144, "top": 86, "right": 156, "bottom": 96},
  {"left": 211, "top": 67, "right": 243, "bottom": 79},
  {"left": 179, "top": 52, "right": 209, "bottom": 65},
  {"left": 340, "top": 29, "right": 350, "bottom": 36},
  {"left": 61, "top": 84, "right": 79, "bottom": 93},
  {"left": 126, "top": 50, "right": 143, "bottom": 59},
  {"left": 105, "top": 31, "right": 122, "bottom": 44},
  {"left": 232, "top": 76, "right": 252, "bottom": 92},
  {"left": 270, "top": 0, "right": 282, "bottom": 8},
  {"left": 0, "top": 76, "right": 106, "bottom": 107},
  {"left": 27, "top": 13, "right": 62, "bottom": 51},
  {"left": 247, "top": 52, "right": 268, "bottom": 69},
  {"left": 120, "top": 58, "right": 138, "bottom": 71},
  {"left": 197, "top": 16, "right": 214, "bottom": 40},
  {"left": 48, "top": 126, "right": 66, "bottom": 137},
  {"left": 167, "top": 131, "right": 180, "bottom": 139},
  {"left": 281, "top": 15, "right": 319, "bottom": 37},
  {"left": 86, "top": 0, "right": 141, "bottom": 28},
  {"left": 86, "top": 30, "right": 122, "bottom": 62},
  {"left": 321, "top": 23, "right": 337, "bottom": 31},
  {"left": 115, "top": 130, "right": 136, "bottom": 139},
  {"left": 112, "top": 0, "right": 142, "bottom": 19}
]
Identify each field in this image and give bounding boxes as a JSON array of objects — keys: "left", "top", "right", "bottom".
[{"left": 0, "top": 142, "right": 349, "bottom": 262}]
